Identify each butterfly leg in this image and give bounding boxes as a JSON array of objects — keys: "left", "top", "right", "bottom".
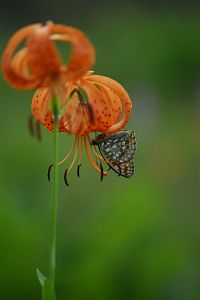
[{"left": 100, "top": 162, "right": 104, "bottom": 182}]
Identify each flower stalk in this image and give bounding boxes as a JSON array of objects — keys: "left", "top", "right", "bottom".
[{"left": 49, "top": 94, "right": 60, "bottom": 292}]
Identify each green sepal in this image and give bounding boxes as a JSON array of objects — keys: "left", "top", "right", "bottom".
[{"left": 36, "top": 269, "right": 56, "bottom": 300}]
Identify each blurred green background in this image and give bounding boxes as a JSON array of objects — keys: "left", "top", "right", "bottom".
[{"left": 0, "top": 1, "right": 200, "bottom": 299}]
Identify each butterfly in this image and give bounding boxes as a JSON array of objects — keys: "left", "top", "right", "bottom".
[{"left": 92, "top": 130, "right": 136, "bottom": 178}]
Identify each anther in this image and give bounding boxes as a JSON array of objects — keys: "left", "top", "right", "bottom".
[
  {"left": 64, "top": 169, "right": 69, "bottom": 186},
  {"left": 100, "top": 162, "right": 104, "bottom": 182},
  {"left": 36, "top": 121, "right": 41, "bottom": 141},
  {"left": 28, "top": 115, "right": 34, "bottom": 136},
  {"left": 47, "top": 164, "right": 53, "bottom": 182},
  {"left": 86, "top": 103, "right": 95, "bottom": 124},
  {"left": 77, "top": 164, "right": 81, "bottom": 177},
  {"left": 69, "top": 88, "right": 78, "bottom": 98},
  {"left": 76, "top": 89, "right": 85, "bottom": 104},
  {"left": 70, "top": 89, "right": 85, "bottom": 104}
]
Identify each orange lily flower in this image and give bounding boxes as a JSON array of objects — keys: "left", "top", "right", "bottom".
[
  {"left": 2, "top": 22, "right": 133, "bottom": 181},
  {"left": 32, "top": 72, "right": 132, "bottom": 180},
  {"left": 1, "top": 22, "right": 95, "bottom": 90}
]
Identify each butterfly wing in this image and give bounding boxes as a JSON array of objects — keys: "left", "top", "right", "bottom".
[{"left": 97, "top": 130, "right": 136, "bottom": 178}]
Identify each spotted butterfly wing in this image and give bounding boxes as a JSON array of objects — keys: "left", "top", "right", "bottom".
[{"left": 92, "top": 130, "right": 136, "bottom": 178}]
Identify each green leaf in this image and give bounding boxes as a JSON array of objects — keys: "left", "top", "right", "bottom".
[{"left": 36, "top": 269, "right": 56, "bottom": 300}]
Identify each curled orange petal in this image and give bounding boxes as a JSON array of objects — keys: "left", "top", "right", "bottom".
[
  {"left": 31, "top": 88, "right": 53, "bottom": 131},
  {"left": 79, "top": 79, "right": 114, "bottom": 132},
  {"left": 10, "top": 48, "right": 30, "bottom": 79},
  {"left": 2, "top": 24, "right": 41, "bottom": 89},
  {"left": 95, "top": 84, "right": 122, "bottom": 125},
  {"left": 48, "top": 23, "right": 96, "bottom": 81},
  {"left": 84, "top": 75, "right": 132, "bottom": 133},
  {"left": 26, "top": 25, "right": 62, "bottom": 84}
]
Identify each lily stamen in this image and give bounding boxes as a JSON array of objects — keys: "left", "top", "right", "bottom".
[
  {"left": 87, "top": 135, "right": 105, "bottom": 163},
  {"left": 66, "top": 136, "right": 79, "bottom": 175},
  {"left": 57, "top": 136, "right": 78, "bottom": 166},
  {"left": 84, "top": 135, "right": 108, "bottom": 176}
]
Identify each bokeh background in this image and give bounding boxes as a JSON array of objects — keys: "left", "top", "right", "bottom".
[{"left": 0, "top": 1, "right": 200, "bottom": 299}]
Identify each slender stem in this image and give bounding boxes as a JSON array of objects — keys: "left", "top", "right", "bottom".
[{"left": 49, "top": 97, "right": 59, "bottom": 289}]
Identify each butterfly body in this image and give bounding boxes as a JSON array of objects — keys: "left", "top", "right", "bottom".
[{"left": 92, "top": 130, "right": 136, "bottom": 178}]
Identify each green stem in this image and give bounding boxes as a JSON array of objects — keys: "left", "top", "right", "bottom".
[{"left": 49, "top": 102, "right": 59, "bottom": 289}]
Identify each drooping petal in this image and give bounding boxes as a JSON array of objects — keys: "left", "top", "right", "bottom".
[
  {"left": 79, "top": 79, "right": 114, "bottom": 132},
  {"left": 10, "top": 48, "right": 30, "bottom": 79},
  {"left": 48, "top": 24, "right": 96, "bottom": 82},
  {"left": 61, "top": 90, "right": 92, "bottom": 135},
  {"left": 31, "top": 88, "right": 53, "bottom": 131},
  {"left": 95, "top": 84, "right": 122, "bottom": 124},
  {"left": 26, "top": 25, "right": 62, "bottom": 85},
  {"left": 84, "top": 75, "right": 132, "bottom": 133},
  {"left": 62, "top": 92, "right": 82, "bottom": 134},
  {"left": 31, "top": 85, "right": 74, "bottom": 132},
  {"left": 1, "top": 24, "right": 41, "bottom": 89}
]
